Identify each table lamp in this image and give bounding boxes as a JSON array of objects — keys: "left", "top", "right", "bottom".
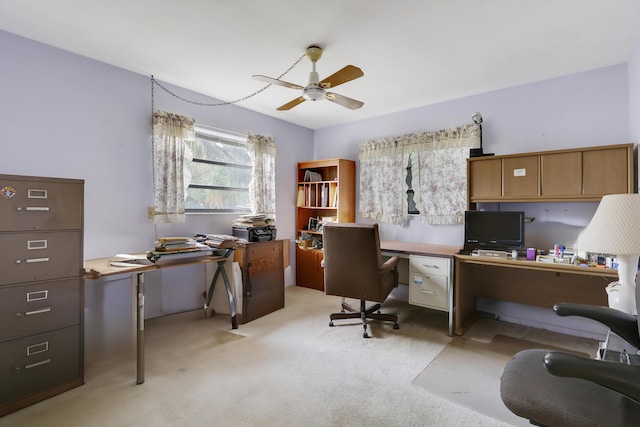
[{"left": 576, "top": 193, "right": 640, "bottom": 314}]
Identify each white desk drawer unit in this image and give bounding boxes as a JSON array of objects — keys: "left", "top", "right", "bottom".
[
  {"left": 0, "top": 174, "right": 84, "bottom": 417},
  {"left": 409, "top": 255, "right": 451, "bottom": 311}
]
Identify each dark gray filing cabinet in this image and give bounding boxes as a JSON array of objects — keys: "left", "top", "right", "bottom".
[{"left": 0, "top": 174, "right": 84, "bottom": 417}]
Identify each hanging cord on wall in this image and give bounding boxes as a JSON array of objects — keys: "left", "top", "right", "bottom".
[{"left": 150, "top": 52, "right": 306, "bottom": 107}]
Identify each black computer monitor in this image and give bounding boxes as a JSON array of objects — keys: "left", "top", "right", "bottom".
[{"left": 464, "top": 210, "right": 525, "bottom": 251}]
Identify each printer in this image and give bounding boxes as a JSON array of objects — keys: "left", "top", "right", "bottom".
[{"left": 232, "top": 225, "right": 277, "bottom": 242}]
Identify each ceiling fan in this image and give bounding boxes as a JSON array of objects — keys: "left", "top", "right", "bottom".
[{"left": 253, "top": 46, "right": 364, "bottom": 111}]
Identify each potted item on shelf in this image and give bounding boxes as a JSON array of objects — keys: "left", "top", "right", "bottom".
[{"left": 298, "top": 232, "right": 313, "bottom": 249}]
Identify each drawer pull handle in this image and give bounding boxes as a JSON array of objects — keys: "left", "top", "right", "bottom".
[
  {"left": 420, "top": 290, "right": 436, "bottom": 294},
  {"left": 28, "top": 189, "right": 48, "bottom": 199},
  {"left": 27, "top": 341, "right": 49, "bottom": 356},
  {"left": 28, "top": 239, "right": 48, "bottom": 250},
  {"left": 26, "top": 257, "right": 50, "bottom": 263},
  {"left": 25, "top": 359, "right": 52, "bottom": 370},
  {"left": 24, "top": 307, "right": 52, "bottom": 316},
  {"left": 422, "top": 264, "right": 440, "bottom": 269},
  {"left": 27, "top": 290, "right": 48, "bottom": 302},
  {"left": 25, "top": 206, "right": 50, "bottom": 211}
]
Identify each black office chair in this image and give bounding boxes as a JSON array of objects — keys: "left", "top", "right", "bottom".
[{"left": 500, "top": 299, "right": 640, "bottom": 426}]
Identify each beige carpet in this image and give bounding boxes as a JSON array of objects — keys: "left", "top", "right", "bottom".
[
  {"left": 412, "top": 322, "right": 596, "bottom": 426},
  {"left": 0, "top": 287, "right": 595, "bottom": 427}
]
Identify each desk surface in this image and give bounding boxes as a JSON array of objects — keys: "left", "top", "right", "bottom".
[
  {"left": 84, "top": 253, "right": 227, "bottom": 279},
  {"left": 380, "top": 240, "right": 460, "bottom": 257},
  {"left": 455, "top": 254, "right": 619, "bottom": 278}
]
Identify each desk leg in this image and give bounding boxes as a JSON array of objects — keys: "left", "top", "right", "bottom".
[
  {"left": 136, "top": 272, "right": 145, "bottom": 385},
  {"left": 204, "top": 252, "right": 238, "bottom": 330},
  {"left": 219, "top": 263, "right": 238, "bottom": 329}
]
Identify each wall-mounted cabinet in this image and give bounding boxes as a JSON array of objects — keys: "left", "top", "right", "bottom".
[
  {"left": 468, "top": 143, "right": 634, "bottom": 206},
  {"left": 296, "top": 159, "right": 355, "bottom": 291}
]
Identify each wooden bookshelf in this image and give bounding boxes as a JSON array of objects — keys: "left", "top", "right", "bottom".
[{"left": 295, "top": 159, "right": 355, "bottom": 290}]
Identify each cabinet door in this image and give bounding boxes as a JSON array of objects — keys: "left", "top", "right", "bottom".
[
  {"left": 243, "top": 241, "right": 284, "bottom": 323},
  {"left": 503, "top": 156, "right": 539, "bottom": 197},
  {"left": 541, "top": 151, "right": 582, "bottom": 196},
  {"left": 583, "top": 147, "right": 630, "bottom": 195},
  {"left": 468, "top": 158, "right": 502, "bottom": 201},
  {"left": 295, "top": 247, "right": 324, "bottom": 291}
]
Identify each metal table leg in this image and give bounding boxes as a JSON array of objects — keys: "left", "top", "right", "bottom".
[
  {"left": 204, "top": 248, "right": 238, "bottom": 329},
  {"left": 136, "top": 272, "right": 145, "bottom": 384}
]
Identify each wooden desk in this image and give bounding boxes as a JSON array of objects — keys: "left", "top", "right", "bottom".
[
  {"left": 454, "top": 255, "right": 616, "bottom": 335},
  {"left": 84, "top": 251, "right": 235, "bottom": 384}
]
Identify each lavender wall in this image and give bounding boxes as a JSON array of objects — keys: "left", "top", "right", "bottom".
[
  {"left": 314, "top": 64, "right": 631, "bottom": 252},
  {"left": 0, "top": 30, "right": 312, "bottom": 269}
]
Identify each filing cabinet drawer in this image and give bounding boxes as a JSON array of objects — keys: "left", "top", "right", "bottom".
[
  {"left": 410, "top": 255, "right": 450, "bottom": 275},
  {"left": 0, "top": 278, "right": 81, "bottom": 341},
  {"left": 0, "top": 231, "right": 81, "bottom": 285},
  {"left": 0, "top": 177, "right": 82, "bottom": 232},
  {"left": 409, "top": 272, "right": 448, "bottom": 310},
  {"left": 0, "top": 325, "right": 81, "bottom": 405}
]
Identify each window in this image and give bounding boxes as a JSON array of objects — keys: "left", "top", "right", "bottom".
[{"left": 185, "top": 126, "right": 252, "bottom": 213}]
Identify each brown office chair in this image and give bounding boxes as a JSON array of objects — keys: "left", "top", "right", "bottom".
[
  {"left": 500, "top": 299, "right": 640, "bottom": 426},
  {"left": 322, "top": 222, "right": 399, "bottom": 338}
]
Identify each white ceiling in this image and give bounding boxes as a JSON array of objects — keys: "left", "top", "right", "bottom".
[{"left": 1, "top": 0, "right": 640, "bottom": 130}]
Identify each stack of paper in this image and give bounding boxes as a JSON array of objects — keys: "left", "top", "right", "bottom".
[
  {"left": 154, "top": 237, "right": 199, "bottom": 252},
  {"left": 196, "top": 234, "right": 239, "bottom": 249},
  {"left": 232, "top": 214, "right": 273, "bottom": 228}
]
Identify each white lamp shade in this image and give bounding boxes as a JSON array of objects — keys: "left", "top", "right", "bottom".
[{"left": 576, "top": 194, "right": 640, "bottom": 255}]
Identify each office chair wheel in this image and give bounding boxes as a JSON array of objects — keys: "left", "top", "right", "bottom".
[
  {"left": 329, "top": 321, "right": 334, "bottom": 327},
  {"left": 363, "top": 332, "right": 369, "bottom": 338},
  {"left": 393, "top": 323, "right": 399, "bottom": 329}
]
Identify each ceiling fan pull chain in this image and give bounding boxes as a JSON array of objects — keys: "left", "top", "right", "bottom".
[{"left": 150, "top": 53, "right": 306, "bottom": 107}]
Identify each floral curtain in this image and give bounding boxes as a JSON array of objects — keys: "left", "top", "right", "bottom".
[
  {"left": 359, "top": 138, "right": 411, "bottom": 225},
  {"left": 414, "top": 124, "right": 480, "bottom": 224},
  {"left": 359, "top": 123, "right": 480, "bottom": 225},
  {"left": 151, "top": 110, "right": 195, "bottom": 224},
  {"left": 247, "top": 132, "right": 276, "bottom": 214}
]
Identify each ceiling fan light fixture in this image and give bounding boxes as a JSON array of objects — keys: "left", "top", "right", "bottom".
[
  {"left": 255, "top": 45, "right": 363, "bottom": 110},
  {"left": 303, "top": 86, "right": 326, "bottom": 101}
]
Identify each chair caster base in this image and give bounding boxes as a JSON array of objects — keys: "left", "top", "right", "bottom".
[
  {"left": 363, "top": 332, "right": 370, "bottom": 338},
  {"left": 329, "top": 321, "right": 334, "bottom": 327},
  {"left": 394, "top": 323, "right": 399, "bottom": 329}
]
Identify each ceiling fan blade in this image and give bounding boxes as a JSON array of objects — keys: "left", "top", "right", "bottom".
[
  {"left": 277, "top": 97, "right": 306, "bottom": 111},
  {"left": 252, "top": 75, "right": 304, "bottom": 90},
  {"left": 326, "top": 92, "right": 364, "bottom": 110},
  {"left": 319, "top": 65, "right": 364, "bottom": 89}
]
